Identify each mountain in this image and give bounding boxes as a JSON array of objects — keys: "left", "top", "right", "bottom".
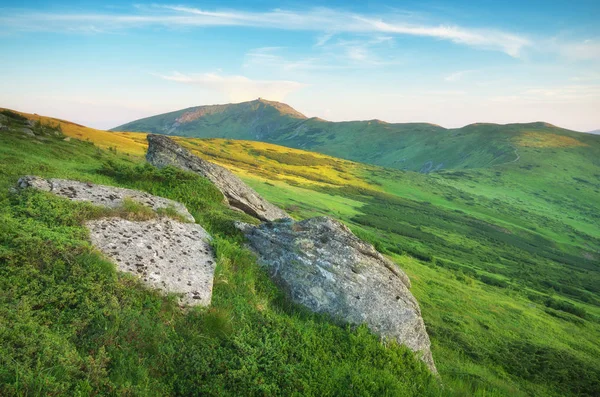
[
  {"left": 113, "top": 99, "right": 597, "bottom": 173},
  {"left": 3, "top": 107, "right": 600, "bottom": 396},
  {"left": 588, "top": 129, "right": 600, "bottom": 135}
]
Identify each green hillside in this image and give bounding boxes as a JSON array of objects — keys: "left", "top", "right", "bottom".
[
  {"left": 2, "top": 108, "right": 600, "bottom": 396},
  {"left": 0, "top": 109, "right": 441, "bottom": 396},
  {"left": 112, "top": 100, "right": 597, "bottom": 173},
  {"left": 175, "top": 135, "right": 600, "bottom": 396}
]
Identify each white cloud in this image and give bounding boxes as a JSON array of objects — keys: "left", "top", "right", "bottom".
[
  {"left": 352, "top": 16, "right": 530, "bottom": 57},
  {"left": 0, "top": 5, "right": 531, "bottom": 57},
  {"left": 244, "top": 35, "right": 402, "bottom": 71},
  {"left": 157, "top": 72, "right": 306, "bottom": 102},
  {"left": 444, "top": 70, "right": 475, "bottom": 82},
  {"left": 315, "top": 33, "right": 334, "bottom": 47},
  {"left": 553, "top": 39, "right": 600, "bottom": 61},
  {"left": 244, "top": 47, "right": 343, "bottom": 71}
]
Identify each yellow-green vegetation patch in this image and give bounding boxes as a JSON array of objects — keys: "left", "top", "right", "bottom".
[
  {"left": 175, "top": 137, "right": 377, "bottom": 190},
  {"left": 516, "top": 131, "right": 587, "bottom": 148}
]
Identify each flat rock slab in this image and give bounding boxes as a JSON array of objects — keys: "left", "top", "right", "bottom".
[
  {"left": 146, "top": 134, "right": 289, "bottom": 222},
  {"left": 88, "top": 218, "right": 215, "bottom": 306},
  {"left": 17, "top": 175, "right": 194, "bottom": 223},
  {"left": 236, "top": 217, "right": 436, "bottom": 372},
  {"left": 17, "top": 175, "right": 216, "bottom": 307}
]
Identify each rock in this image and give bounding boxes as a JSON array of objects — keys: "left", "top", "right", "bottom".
[
  {"left": 17, "top": 175, "right": 53, "bottom": 191},
  {"left": 17, "top": 175, "right": 216, "bottom": 306},
  {"left": 146, "top": 134, "right": 289, "bottom": 222},
  {"left": 88, "top": 217, "right": 215, "bottom": 306},
  {"left": 236, "top": 217, "right": 436, "bottom": 372},
  {"left": 17, "top": 176, "right": 194, "bottom": 222},
  {"left": 19, "top": 128, "right": 35, "bottom": 137}
]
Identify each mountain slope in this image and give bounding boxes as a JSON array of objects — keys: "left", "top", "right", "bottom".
[
  {"left": 0, "top": 109, "right": 441, "bottom": 396},
  {"left": 112, "top": 98, "right": 306, "bottom": 141},
  {"left": 3, "top": 108, "right": 600, "bottom": 396},
  {"left": 112, "top": 100, "right": 598, "bottom": 173}
]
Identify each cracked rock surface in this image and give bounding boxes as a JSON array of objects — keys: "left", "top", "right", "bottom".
[
  {"left": 17, "top": 175, "right": 194, "bottom": 222},
  {"left": 146, "top": 134, "right": 289, "bottom": 222},
  {"left": 236, "top": 216, "right": 436, "bottom": 372},
  {"left": 88, "top": 218, "right": 214, "bottom": 306},
  {"left": 17, "top": 175, "right": 216, "bottom": 306}
]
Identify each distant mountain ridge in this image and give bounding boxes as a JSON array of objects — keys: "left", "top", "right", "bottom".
[{"left": 112, "top": 99, "right": 597, "bottom": 172}]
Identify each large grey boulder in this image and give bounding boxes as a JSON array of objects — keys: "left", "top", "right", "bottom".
[
  {"left": 146, "top": 134, "right": 289, "bottom": 222},
  {"left": 17, "top": 176, "right": 194, "bottom": 222},
  {"left": 17, "top": 175, "right": 216, "bottom": 306},
  {"left": 236, "top": 217, "right": 436, "bottom": 372},
  {"left": 88, "top": 217, "right": 214, "bottom": 306}
]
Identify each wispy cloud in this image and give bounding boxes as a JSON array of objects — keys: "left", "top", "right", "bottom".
[
  {"left": 0, "top": 5, "right": 531, "bottom": 57},
  {"left": 244, "top": 36, "right": 401, "bottom": 72},
  {"left": 352, "top": 16, "right": 530, "bottom": 57},
  {"left": 552, "top": 39, "right": 600, "bottom": 61},
  {"left": 156, "top": 72, "right": 306, "bottom": 102},
  {"left": 315, "top": 33, "right": 334, "bottom": 47},
  {"left": 444, "top": 70, "right": 476, "bottom": 82},
  {"left": 243, "top": 48, "right": 328, "bottom": 71}
]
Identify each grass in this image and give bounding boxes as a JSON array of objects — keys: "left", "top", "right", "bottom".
[
  {"left": 0, "top": 112, "right": 442, "bottom": 396},
  {"left": 145, "top": 130, "right": 600, "bottom": 396},
  {"left": 1, "top": 108, "right": 599, "bottom": 396}
]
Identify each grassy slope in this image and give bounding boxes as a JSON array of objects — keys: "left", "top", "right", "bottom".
[
  {"left": 3, "top": 109, "right": 600, "bottom": 396},
  {"left": 0, "top": 111, "right": 440, "bottom": 396},
  {"left": 169, "top": 137, "right": 600, "bottom": 396}
]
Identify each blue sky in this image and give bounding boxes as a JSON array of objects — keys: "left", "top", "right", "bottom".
[{"left": 1, "top": 1, "right": 599, "bottom": 131}]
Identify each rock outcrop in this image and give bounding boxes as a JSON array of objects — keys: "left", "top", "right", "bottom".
[
  {"left": 17, "top": 176, "right": 194, "bottom": 223},
  {"left": 146, "top": 134, "right": 289, "bottom": 222},
  {"left": 17, "top": 176, "right": 215, "bottom": 306},
  {"left": 236, "top": 217, "right": 436, "bottom": 372},
  {"left": 88, "top": 218, "right": 214, "bottom": 306}
]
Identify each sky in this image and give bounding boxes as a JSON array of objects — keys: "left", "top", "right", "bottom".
[{"left": 0, "top": 1, "right": 599, "bottom": 131}]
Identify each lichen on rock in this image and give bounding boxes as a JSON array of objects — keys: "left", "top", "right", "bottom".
[
  {"left": 17, "top": 176, "right": 194, "bottom": 222},
  {"left": 236, "top": 216, "right": 437, "bottom": 372},
  {"left": 146, "top": 134, "right": 289, "bottom": 222},
  {"left": 17, "top": 175, "right": 216, "bottom": 307},
  {"left": 88, "top": 217, "right": 214, "bottom": 306}
]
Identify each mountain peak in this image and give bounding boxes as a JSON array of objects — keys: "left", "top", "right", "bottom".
[{"left": 252, "top": 98, "right": 307, "bottom": 119}]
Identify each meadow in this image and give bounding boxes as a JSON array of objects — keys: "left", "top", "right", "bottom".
[
  {"left": 175, "top": 135, "right": 600, "bottom": 396},
  {"left": 1, "top": 108, "right": 599, "bottom": 395},
  {"left": 0, "top": 110, "right": 441, "bottom": 396}
]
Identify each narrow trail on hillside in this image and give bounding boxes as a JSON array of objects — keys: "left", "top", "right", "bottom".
[
  {"left": 507, "top": 145, "right": 521, "bottom": 164},
  {"left": 492, "top": 144, "right": 520, "bottom": 168}
]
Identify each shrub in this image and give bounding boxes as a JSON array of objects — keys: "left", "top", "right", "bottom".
[{"left": 1, "top": 109, "right": 28, "bottom": 122}]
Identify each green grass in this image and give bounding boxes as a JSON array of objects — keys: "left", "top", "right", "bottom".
[
  {"left": 2, "top": 109, "right": 600, "bottom": 396},
  {"left": 172, "top": 133, "right": 600, "bottom": 396},
  {"left": 0, "top": 118, "right": 442, "bottom": 395}
]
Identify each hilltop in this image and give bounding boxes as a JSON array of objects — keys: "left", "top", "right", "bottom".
[{"left": 112, "top": 99, "right": 599, "bottom": 173}]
